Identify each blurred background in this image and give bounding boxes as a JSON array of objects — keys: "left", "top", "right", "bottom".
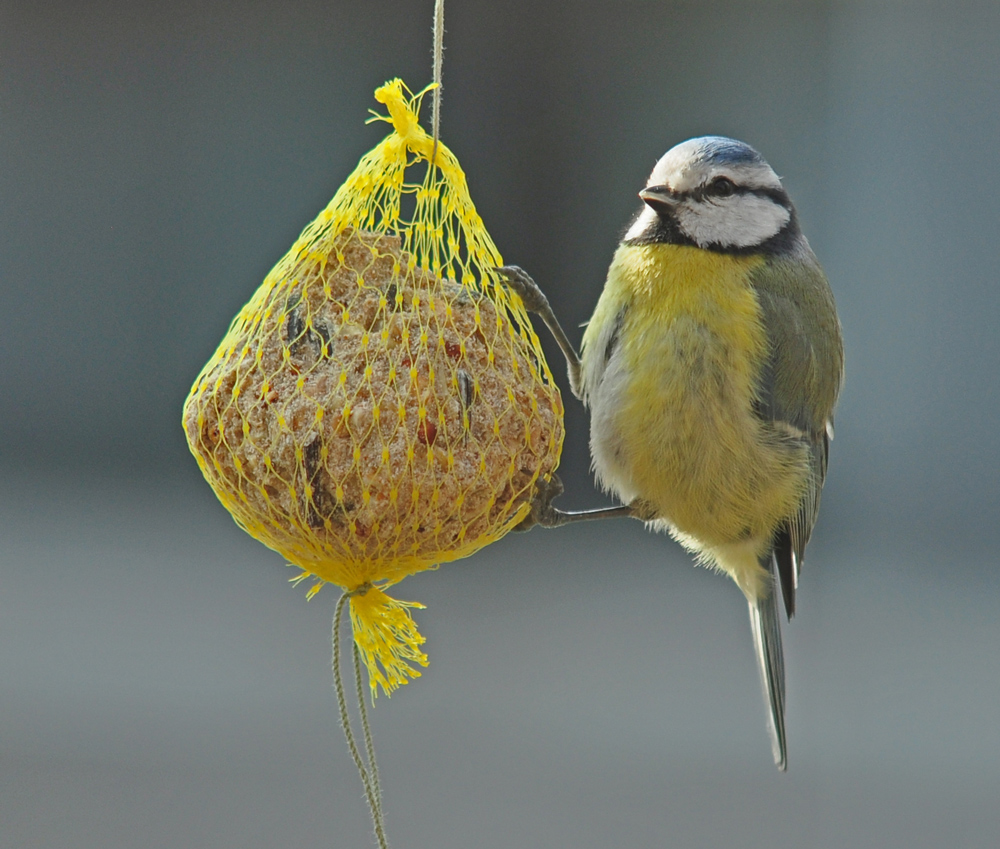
[{"left": 2, "top": 1, "right": 999, "bottom": 846}]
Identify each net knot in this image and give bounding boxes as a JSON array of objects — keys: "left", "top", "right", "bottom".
[
  {"left": 374, "top": 80, "right": 440, "bottom": 164},
  {"left": 347, "top": 582, "right": 376, "bottom": 599}
]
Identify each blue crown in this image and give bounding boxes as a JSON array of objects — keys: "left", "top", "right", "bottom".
[{"left": 692, "top": 136, "right": 764, "bottom": 167}]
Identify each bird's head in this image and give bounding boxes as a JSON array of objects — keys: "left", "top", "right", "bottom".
[{"left": 626, "top": 136, "right": 800, "bottom": 253}]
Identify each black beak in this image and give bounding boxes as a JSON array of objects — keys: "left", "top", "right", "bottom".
[{"left": 638, "top": 185, "right": 677, "bottom": 215}]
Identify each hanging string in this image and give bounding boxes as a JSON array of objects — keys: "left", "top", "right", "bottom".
[
  {"left": 333, "top": 590, "right": 389, "bottom": 849},
  {"left": 354, "top": 641, "right": 383, "bottom": 818},
  {"left": 431, "top": 0, "right": 445, "bottom": 167},
  {"left": 331, "top": 10, "right": 448, "bottom": 848}
]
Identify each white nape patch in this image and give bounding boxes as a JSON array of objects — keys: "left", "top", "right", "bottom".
[
  {"left": 624, "top": 205, "right": 659, "bottom": 242},
  {"left": 675, "top": 193, "right": 790, "bottom": 249}
]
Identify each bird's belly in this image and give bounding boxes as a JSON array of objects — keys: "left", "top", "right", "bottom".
[{"left": 590, "top": 313, "right": 805, "bottom": 549}]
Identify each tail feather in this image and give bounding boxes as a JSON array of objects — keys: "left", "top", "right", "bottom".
[{"left": 748, "top": 560, "right": 787, "bottom": 771}]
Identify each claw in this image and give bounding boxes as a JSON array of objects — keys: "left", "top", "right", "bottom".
[
  {"left": 515, "top": 474, "right": 565, "bottom": 531},
  {"left": 495, "top": 265, "right": 551, "bottom": 314}
]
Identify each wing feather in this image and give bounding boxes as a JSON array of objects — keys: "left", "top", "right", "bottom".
[{"left": 749, "top": 255, "right": 843, "bottom": 619}]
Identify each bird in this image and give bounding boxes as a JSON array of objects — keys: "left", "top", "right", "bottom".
[{"left": 497, "top": 136, "right": 844, "bottom": 771}]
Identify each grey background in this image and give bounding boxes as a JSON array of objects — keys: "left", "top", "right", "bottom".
[{"left": 2, "top": 1, "right": 999, "bottom": 847}]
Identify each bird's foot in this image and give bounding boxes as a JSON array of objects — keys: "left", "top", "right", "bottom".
[
  {"left": 495, "top": 265, "right": 551, "bottom": 314},
  {"left": 516, "top": 475, "right": 645, "bottom": 531},
  {"left": 515, "top": 474, "right": 566, "bottom": 531}
]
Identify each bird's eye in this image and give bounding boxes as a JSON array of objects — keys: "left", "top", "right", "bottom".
[{"left": 709, "top": 176, "right": 736, "bottom": 197}]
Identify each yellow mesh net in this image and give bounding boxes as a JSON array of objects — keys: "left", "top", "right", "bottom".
[{"left": 183, "top": 79, "right": 564, "bottom": 695}]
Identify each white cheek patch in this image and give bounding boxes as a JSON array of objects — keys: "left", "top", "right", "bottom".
[{"left": 675, "top": 194, "right": 790, "bottom": 249}]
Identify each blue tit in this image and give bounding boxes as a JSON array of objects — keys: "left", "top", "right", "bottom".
[{"left": 498, "top": 136, "right": 843, "bottom": 771}]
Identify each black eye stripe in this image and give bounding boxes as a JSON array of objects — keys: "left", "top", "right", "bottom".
[
  {"left": 686, "top": 183, "right": 790, "bottom": 208},
  {"left": 708, "top": 176, "right": 736, "bottom": 196}
]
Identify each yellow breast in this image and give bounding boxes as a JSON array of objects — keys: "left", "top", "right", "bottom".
[{"left": 583, "top": 243, "right": 807, "bottom": 552}]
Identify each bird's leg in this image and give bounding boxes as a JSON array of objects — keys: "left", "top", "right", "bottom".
[
  {"left": 495, "top": 265, "right": 584, "bottom": 399},
  {"left": 515, "top": 474, "right": 647, "bottom": 531},
  {"left": 497, "top": 267, "right": 647, "bottom": 531}
]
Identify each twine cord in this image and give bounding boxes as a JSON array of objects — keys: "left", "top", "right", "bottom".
[
  {"left": 354, "top": 641, "right": 382, "bottom": 808},
  {"left": 431, "top": 0, "right": 445, "bottom": 168},
  {"left": 331, "top": 8, "right": 449, "bottom": 848},
  {"left": 333, "top": 590, "right": 389, "bottom": 849}
]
